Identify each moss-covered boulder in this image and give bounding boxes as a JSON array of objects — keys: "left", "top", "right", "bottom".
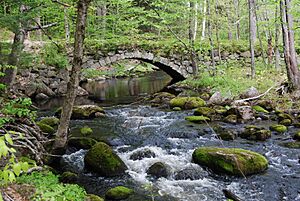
[
  {"left": 85, "top": 194, "right": 104, "bottom": 201},
  {"left": 105, "top": 186, "right": 134, "bottom": 200},
  {"left": 68, "top": 137, "right": 97, "bottom": 149},
  {"left": 185, "top": 116, "right": 210, "bottom": 123},
  {"left": 224, "top": 115, "right": 238, "bottom": 124},
  {"left": 36, "top": 122, "right": 55, "bottom": 134},
  {"left": 277, "top": 113, "right": 293, "bottom": 122},
  {"left": 59, "top": 171, "right": 78, "bottom": 183},
  {"left": 170, "top": 97, "right": 206, "bottom": 110},
  {"left": 279, "top": 141, "right": 300, "bottom": 149},
  {"left": 293, "top": 132, "right": 300, "bottom": 141},
  {"left": 252, "top": 105, "right": 269, "bottom": 114},
  {"left": 56, "top": 105, "right": 105, "bottom": 119},
  {"left": 150, "top": 92, "right": 176, "bottom": 107},
  {"left": 269, "top": 124, "right": 287, "bottom": 133},
  {"left": 213, "top": 105, "right": 227, "bottom": 115},
  {"left": 84, "top": 142, "right": 127, "bottom": 177},
  {"left": 80, "top": 126, "right": 93, "bottom": 136},
  {"left": 192, "top": 147, "right": 268, "bottom": 176},
  {"left": 240, "top": 125, "right": 271, "bottom": 141},
  {"left": 279, "top": 119, "right": 292, "bottom": 126},
  {"left": 194, "top": 107, "right": 216, "bottom": 117},
  {"left": 38, "top": 117, "right": 59, "bottom": 127},
  {"left": 256, "top": 100, "right": 275, "bottom": 111},
  {"left": 172, "top": 107, "right": 182, "bottom": 111}
]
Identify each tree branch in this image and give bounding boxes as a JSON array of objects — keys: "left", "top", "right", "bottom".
[
  {"left": 26, "top": 22, "right": 58, "bottom": 32},
  {"left": 52, "top": 0, "right": 71, "bottom": 7}
]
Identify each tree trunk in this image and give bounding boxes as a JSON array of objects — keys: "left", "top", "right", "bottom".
[
  {"left": 201, "top": 0, "right": 207, "bottom": 40},
  {"left": 64, "top": 7, "right": 70, "bottom": 42},
  {"left": 189, "top": 1, "right": 198, "bottom": 75},
  {"left": 207, "top": 0, "right": 215, "bottom": 75},
  {"left": 53, "top": 0, "right": 91, "bottom": 153},
  {"left": 248, "top": 0, "right": 256, "bottom": 78},
  {"left": 280, "top": 0, "right": 300, "bottom": 90},
  {"left": 96, "top": 2, "right": 107, "bottom": 37},
  {"left": 274, "top": 4, "right": 281, "bottom": 70},
  {"left": 234, "top": 0, "right": 240, "bottom": 40}
]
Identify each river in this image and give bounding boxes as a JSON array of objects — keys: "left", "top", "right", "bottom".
[{"left": 40, "top": 71, "right": 300, "bottom": 201}]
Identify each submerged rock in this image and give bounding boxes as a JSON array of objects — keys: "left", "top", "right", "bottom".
[
  {"left": 56, "top": 105, "right": 105, "bottom": 119},
  {"left": 105, "top": 186, "right": 134, "bottom": 200},
  {"left": 185, "top": 116, "right": 210, "bottom": 123},
  {"left": 147, "top": 162, "right": 169, "bottom": 178},
  {"left": 269, "top": 124, "right": 287, "bottom": 133},
  {"left": 84, "top": 142, "right": 127, "bottom": 177},
  {"left": 240, "top": 125, "right": 271, "bottom": 141},
  {"left": 170, "top": 97, "right": 206, "bottom": 110},
  {"left": 192, "top": 147, "right": 268, "bottom": 176}
]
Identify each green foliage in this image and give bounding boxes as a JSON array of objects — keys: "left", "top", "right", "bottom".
[
  {"left": 41, "top": 44, "right": 69, "bottom": 69},
  {"left": 0, "top": 132, "right": 30, "bottom": 185},
  {"left": 182, "top": 60, "right": 283, "bottom": 97},
  {"left": 1, "top": 98, "right": 36, "bottom": 120},
  {"left": 17, "top": 171, "right": 86, "bottom": 201}
]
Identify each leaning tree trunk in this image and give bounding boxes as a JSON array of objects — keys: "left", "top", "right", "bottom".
[
  {"left": 53, "top": 0, "right": 91, "bottom": 153},
  {"left": 280, "top": 0, "right": 300, "bottom": 90},
  {"left": 248, "top": 0, "right": 256, "bottom": 78}
]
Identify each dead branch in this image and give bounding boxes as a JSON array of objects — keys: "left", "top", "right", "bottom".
[
  {"left": 26, "top": 22, "right": 58, "bottom": 32},
  {"left": 52, "top": 0, "right": 71, "bottom": 7},
  {"left": 233, "top": 86, "right": 275, "bottom": 104}
]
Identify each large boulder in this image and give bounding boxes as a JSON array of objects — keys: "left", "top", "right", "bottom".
[
  {"left": 192, "top": 147, "right": 268, "bottom": 176},
  {"left": 84, "top": 142, "right": 127, "bottom": 177},
  {"left": 170, "top": 97, "right": 206, "bottom": 110},
  {"left": 56, "top": 105, "right": 105, "bottom": 119},
  {"left": 105, "top": 186, "right": 134, "bottom": 200}
]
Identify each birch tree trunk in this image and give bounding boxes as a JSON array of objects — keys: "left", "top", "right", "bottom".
[
  {"left": 53, "top": 0, "right": 91, "bottom": 153},
  {"left": 64, "top": 7, "right": 70, "bottom": 42},
  {"left": 207, "top": 0, "right": 215, "bottom": 74},
  {"left": 234, "top": 0, "right": 240, "bottom": 40},
  {"left": 201, "top": 0, "right": 207, "bottom": 40},
  {"left": 274, "top": 4, "right": 281, "bottom": 70},
  {"left": 248, "top": 0, "right": 256, "bottom": 78}
]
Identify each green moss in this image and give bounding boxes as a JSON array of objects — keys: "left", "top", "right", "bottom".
[
  {"left": 85, "top": 194, "right": 104, "bottom": 201},
  {"left": 36, "top": 122, "right": 55, "bottom": 134},
  {"left": 185, "top": 116, "right": 210, "bottom": 123},
  {"left": 224, "top": 115, "right": 238, "bottom": 124},
  {"left": 172, "top": 107, "right": 182, "bottom": 111},
  {"left": 279, "top": 119, "right": 292, "bottom": 126},
  {"left": 56, "top": 105, "right": 105, "bottom": 119},
  {"left": 38, "top": 117, "right": 59, "bottom": 127},
  {"left": 252, "top": 105, "right": 269, "bottom": 114},
  {"left": 269, "top": 124, "right": 287, "bottom": 133},
  {"left": 105, "top": 186, "right": 134, "bottom": 200},
  {"left": 194, "top": 107, "right": 216, "bottom": 116},
  {"left": 170, "top": 97, "right": 206, "bottom": 109},
  {"left": 59, "top": 171, "right": 78, "bottom": 183},
  {"left": 192, "top": 147, "right": 268, "bottom": 176},
  {"left": 280, "top": 141, "right": 300, "bottom": 149},
  {"left": 68, "top": 137, "right": 97, "bottom": 149},
  {"left": 84, "top": 142, "right": 127, "bottom": 177},
  {"left": 80, "top": 126, "right": 93, "bottom": 136}
]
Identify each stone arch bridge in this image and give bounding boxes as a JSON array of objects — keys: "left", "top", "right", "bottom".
[{"left": 85, "top": 50, "right": 195, "bottom": 81}]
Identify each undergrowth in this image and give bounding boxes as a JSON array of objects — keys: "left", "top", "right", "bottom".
[
  {"left": 182, "top": 60, "right": 286, "bottom": 98},
  {"left": 17, "top": 171, "right": 86, "bottom": 201}
]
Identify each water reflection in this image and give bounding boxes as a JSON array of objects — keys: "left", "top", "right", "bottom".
[{"left": 82, "top": 71, "right": 172, "bottom": 105}]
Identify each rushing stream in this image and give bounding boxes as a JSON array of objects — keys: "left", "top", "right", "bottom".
[{"left": 41, "top": 71, "right": 300, "bottom": 201}]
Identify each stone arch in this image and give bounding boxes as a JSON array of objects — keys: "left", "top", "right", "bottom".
[{"left": 97, "top": 51, "right": 193, "bottom": 81}]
